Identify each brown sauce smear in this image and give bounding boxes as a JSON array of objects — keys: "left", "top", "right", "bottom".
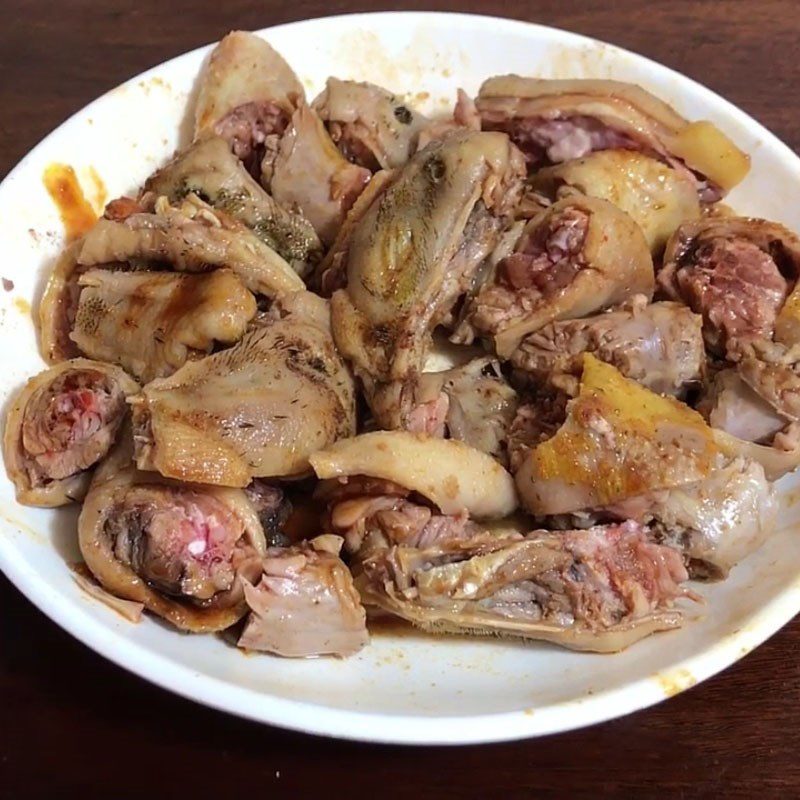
[{"left": 43, "top": 164, "right": 98, "bottom": 240}]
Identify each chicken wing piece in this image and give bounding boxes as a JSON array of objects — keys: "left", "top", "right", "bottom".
[
  {"left": 658, "top": 217, "right": 800, "bottom": 356},
  {"left": 238, "top": 534, "right": 368, "bottom": 657},
  {"left": 268, "top": 105, "right": 371, "bottom": 246},
  {"left": 531, "top": 150, "right": 700, "bottom": 254},
  {"left": 313, "top": 78, "right": 430, "bottom": 170},
  {"left": 79, "top": 431, "right": 268, "bottom": 632},
  {"left": 144, "top": 136, "right": 321, "bottom": 275},
  {"left": 195, "top": 31, "right": 304, "bottom": 171},
  {"left": 477, "top": 76, "right": 750, "bottom": 200},
  {"left": 3, "top": 360, "right": 139, "bottom": 506},
  {"left": 131, "top": 292, "right": 356, "bottom": 486},
  {"left": 70, "top": 268, "right": 255, "bottom": 383},
  {"left": 511, "top": 297, "right": 704, "bottom": 397},
  {"left": 331, "top": 130, "right": 525, "bottom": 427},
  {"left": 457, "top": 194, "right": 654, "bottom": 358},
  {"left": 77, "top": 194, "right": 304, "bottom": 297}
]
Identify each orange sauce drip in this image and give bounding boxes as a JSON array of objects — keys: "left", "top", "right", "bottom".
[{"left": 42, "top": 164, "right": 98, "bottom": 240}]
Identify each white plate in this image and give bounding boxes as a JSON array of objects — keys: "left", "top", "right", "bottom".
[{"left": 2, "top": 11, "right": 800, "bottom": 745}]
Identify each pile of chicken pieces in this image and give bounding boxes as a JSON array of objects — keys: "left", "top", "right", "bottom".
[{"left": 6, "top": 30, "right": 800, "bottom": 657}]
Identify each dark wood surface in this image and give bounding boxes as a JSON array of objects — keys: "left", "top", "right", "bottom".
[{"left": 2, "top": 1, "right": 800, "bottom": 797}]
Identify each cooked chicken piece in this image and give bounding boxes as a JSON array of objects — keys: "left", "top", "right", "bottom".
[
  {"left": 446, "top": 219, "right": 527, "bottom": 338},
  {"left": 3, "top": 360, "right": 139, "bottom": 506},
  {"left": 311, "top": 431, "right": 518, "bottom": 520},
  {"left": 331, "top": 130, "right": 525, "bottom": 427},
  {"left": 195, "top": 31, "right": 304, "bottom": 172},
  {"left": 477, "top": 76, "right": 750, "bottom": 200},
  {"left": 776, "top": 275, "right": 800, "bottom": 346},
  {"left": 38, "top": 235, "right": 159, "bottom": 364},
  {"left": 735, "top": 338, "right": 800, "bottom": 421},
  {"left": 513, "top": 355, "right": 778, "bottom": 575},
  {"left": 712, "top": 424, "right": 800, "bottom": 481},
  {"left": 515, "top": 355, "right": 727, "bottom": 516},
  {"left": 70, "top": 269, "right": 255, "bottom": 383},
  {"left": 357, "top": 517, "right": 692, "bottom": 653},
  {"left": 313, "top": 433, "right": 693, "bottom": 650},
  {"left": 238, "top": 535, "right": 368, "bottom": 657},
  {"left": 79, "top": 432, "right": 267, "bottom": 632},
  {"left": 312, "top": 169, "right": 395, "bottom": 295},
  {"left": 414, "top": 89, "right": 481, "bottom": 151},
  {"left": 511, "top": 297, "right": 704, "bottom": 397},
  {"left": 327, "top": 493, "right": 476, "bottom": 558},
  {"left": 131, "top": 291, "right": 356, "bottom": 486},
  {"left": 413, "top": 357, "right": 519, "bottom": 462},
  {"left": 38, "top": 242, "right": 87, "bottom": 363},
  {"left": 648, "top": 457, "right": 776, "bottom": 579},
  {"left": 531, "top": 150, "right": 700, "bottom": 254},
  {"left": 697, "top": 368, "right": 789, "bottom": 443},
  {"left": 268, "top": 105, "right": 371, "bottom": 245},
  {"left": 144, "top": 136, "right": 321, "bottom": 276},
  {"left": 706, "top": 340, "right": 800, "bottom": 479},
  {"left": 77, "top": 194, "right": 304, "bottom": 297},
  {"left": 458, "top": 195, "right": 654, "bottom": 358},
  {"left": 659, "top": 217, "right": 800, "bottom": 356},
  {"left": 506, "top": 392, "right": 569, "bottom": 473},
  {"left": 243, "top": 480, "right": 293, "bottom": 546},
  {"left": 313, "top": 78, "right": 430, "bottom": 170}
]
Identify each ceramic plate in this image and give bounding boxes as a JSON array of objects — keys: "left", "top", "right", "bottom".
[{"left": 1, "top": 11, "right": 799, "bottom": 745}]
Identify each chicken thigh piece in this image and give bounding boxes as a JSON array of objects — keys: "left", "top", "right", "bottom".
[
  {"left": 515, "top": 355, "right": 776, "bottom": 578},
  {"left": 659, "top": 217, "right": 800, "bottom": 356},
  {"left": 531, "top": 150, "right": 700, "bottom": 254}
]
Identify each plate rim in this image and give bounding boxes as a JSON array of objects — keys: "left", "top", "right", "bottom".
[{"left": 1, "top": 10, "right": 798, "bottom": 745}]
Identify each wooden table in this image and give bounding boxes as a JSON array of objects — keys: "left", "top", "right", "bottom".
[{"left": 2, "top": 1, "right": 800, "bottom": 796}]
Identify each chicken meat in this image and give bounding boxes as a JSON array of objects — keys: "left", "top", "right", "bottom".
[{"left": 331, "top": 130, "right": 525, "bottom": 427}]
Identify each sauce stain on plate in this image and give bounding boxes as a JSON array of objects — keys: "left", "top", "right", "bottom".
[
  {"left": 85, "top": 166, "right": 107, "bottom": 212},
  {"left": 42, "top": 163, "right": 98, "bottom": 241},
  {"left": 0, "top": 510, "right": 44, "bottom": 543},
  {"left": 656, "top": 667, "right": 697, "bottom": 697},
  {"left": 13, "top": 297, "right": 30, "bottom": 315}
]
